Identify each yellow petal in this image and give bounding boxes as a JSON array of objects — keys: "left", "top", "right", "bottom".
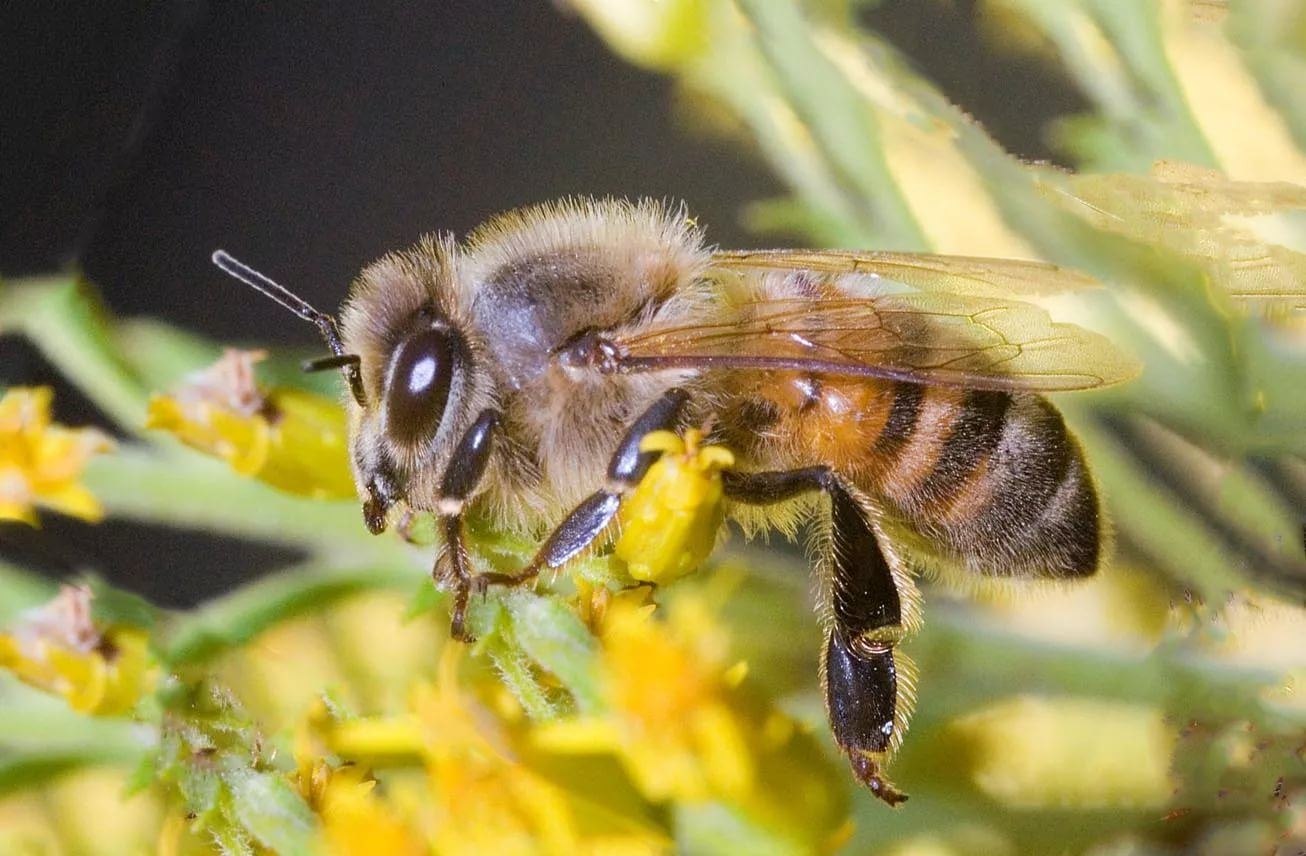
[
  {"left": 148, "top": 380, "right": 355, "bottom": 499},
  {"left": 0, "top": 388, "right": 112, "bottom": 527},
  {"left": 0, "top": 500, "right": 39, "bottom": 526},
  {"left": 33, "top": 483, "right": 105, "bottom": 523},
  {"left": 530, "top": 717, "right": 624, "bottom": 754},
  {"left": 47, "top": 645, "right": 109, "bottom": 714}
]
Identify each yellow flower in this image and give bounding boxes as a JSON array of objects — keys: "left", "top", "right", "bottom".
[
  {"left": 567, "top": 0, "right": 709, "bottom": 71},
  {"left": 298, "top": 650, "right": 669, "bottom": 856},
  {"left": 0, "top": 586, "right": 154, "bottom": 716},
  {"left": 613, "top": 429, "right": 734, "bottom": 586},
  {"left": 291, "top": 697, "right": 426, "bottom": 856},
  {"left": 0, "top": 386, "right": 113, "bottom": 525},
  {"left": 532, "top": 588, "right": 849, "bottom": 850},
  {"left": 146, "top": 349, "right": 355, "bottom": 498},
  {"left": 415, "top": 649, "right": 667, "bottom": 856},
  {"left": 535, "top": 593, "right": 752, "bottom": 804},
  {"left": 947, "top": 695, "right": 1177, "bottom": 809},
  {"left": 290, "top": 759, "right": 425, "bottom": 856}
]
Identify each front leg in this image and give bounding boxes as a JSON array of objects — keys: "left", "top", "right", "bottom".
[
  {"left": 479, "top": 388, "right": 690, "bottom": 587},
  {"left": 433, "top": 409, "right": 500, "bottom": 642},
  {"left": 724, "top": 467, "right": 913, "bottom": 806}
]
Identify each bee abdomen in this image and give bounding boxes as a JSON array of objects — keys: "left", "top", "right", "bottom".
[{"left": 867, "top": 386, "right": 1100, "bottom": 579}]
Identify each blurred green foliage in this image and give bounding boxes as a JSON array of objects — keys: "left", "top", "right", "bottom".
[{"left": 1, "top": 1, "right": 1304, "bottom": 854}]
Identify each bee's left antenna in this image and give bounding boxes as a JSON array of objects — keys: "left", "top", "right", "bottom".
[{"left": 211, "top": 250, "right": 366, "bottom": 406}]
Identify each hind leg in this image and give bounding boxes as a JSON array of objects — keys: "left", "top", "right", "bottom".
[{"left": 724, "top": 468, "right": 913, "bottom": 806}]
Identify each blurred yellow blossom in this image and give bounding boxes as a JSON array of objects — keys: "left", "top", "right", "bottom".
[
  {"left": 0, "top": 586, "right": 154, "bottom": 716},
  {"left": 299, "top": 649, "right": 669, "bottom": 855},
  {"left": 947, "top": 695, "right": 1176, "bottom": 809},
  {"left": 533, "top": 588, "right": 849, "bottom": 850},
  {"left": 0, "top": 386, "right": 113, "bottom": 525},
  {"left": 5, "top": 768, "right": 164, "bottom": 856},
  {"left": 534, "top": 593, "right": 751, "bottom": 804},
  {"left": 291, "top": 750, "right": 425, "bottom": 856},
  {"left": 146, "top": 349, "right": 355, "bottom": 498},
  {"left": 418, "top": 649, "right": 666, "bottom": 855},
  {"left": 565, "top": 0, "right": 708, "bottom": 70},
  {"left": 613, "top": 428, "right": 734, "bottom": 585}
]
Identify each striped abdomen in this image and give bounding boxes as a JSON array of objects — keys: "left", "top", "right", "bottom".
[{"left": 723, "top": 374, "right": 1101, "bottom": 579}]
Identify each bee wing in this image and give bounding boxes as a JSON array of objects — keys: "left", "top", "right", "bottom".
[
  {"left": 712, "top": 249, "right": 1101, "bottom": 298},
  {"left": 613, "top": 254, "right": 1138, "bottom": 392}
]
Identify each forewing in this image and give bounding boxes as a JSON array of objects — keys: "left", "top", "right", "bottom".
[{"left": 615, "top": 263, "right": 1137, "bottom": 391}]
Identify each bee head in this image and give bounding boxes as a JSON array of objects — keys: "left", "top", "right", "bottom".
[{"left": 212, "top": 240, "right": 494, "bottom": 533}]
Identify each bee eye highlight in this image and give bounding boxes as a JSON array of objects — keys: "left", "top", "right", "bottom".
[{"left": 384, "top": 326, "right": 457, "bottom": 445}]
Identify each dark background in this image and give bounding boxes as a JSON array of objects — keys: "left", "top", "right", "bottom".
[{"left": 0, "top": 1, "right": 1082, "bottom": 605}]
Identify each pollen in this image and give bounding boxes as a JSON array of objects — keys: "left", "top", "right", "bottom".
[{"left": 613, "top": 428, "right": 735, "bottom": 585}]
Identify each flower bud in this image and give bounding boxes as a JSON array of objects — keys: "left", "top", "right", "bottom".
[
  {"left": 613, "top": 429, "right": 734, "bottom": 585},
  {"left": 568, "top": 0, "right": 709, "bottom": 71}
]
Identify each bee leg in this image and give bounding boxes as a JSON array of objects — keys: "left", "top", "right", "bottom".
[
  {"left": 724, "top": 468, "right": 910, "bottom": 806},
  {"left": 480, "top": 388, "right": 690, "bottom": 587},
  {"left": 433, "top": 409, "right": 501, "bottom": 642},
  {"left": 395, "top": 508, "right": 425, "bottom": 545}
]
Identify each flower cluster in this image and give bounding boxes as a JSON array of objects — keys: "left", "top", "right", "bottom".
[{"left": 283, "top": 589, "right": 850, "bottom": 855}]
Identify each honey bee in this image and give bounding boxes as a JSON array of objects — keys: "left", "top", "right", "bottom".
[{"left": 214, "top": 198, "right": 1137, "bottom": 805}]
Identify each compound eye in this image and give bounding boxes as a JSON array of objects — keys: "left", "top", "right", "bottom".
[{"left": 384, "top": 326, "right": 457, "bottom": 445}]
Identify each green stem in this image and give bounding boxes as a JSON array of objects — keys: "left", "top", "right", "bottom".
[
  {"left": 488, "top": 638, "right": 558, "bottom": 721},
  {"left": 733, "top": 0, "right": 930, "bottom": 250},
  {"left": 0, "top": 689, "right": 152, "bottom": 795},
  {"left": 84, "top": 447, "right": 408, "bottom": 564},
  {"left": 162, "top": 563, "right": 420, "bottom": 666},
  {"left": 0, "top": 561, "right": 58, "bottom": 623},
  {"left": 0, "top": 279, "right": 150, "bottom": 431}
]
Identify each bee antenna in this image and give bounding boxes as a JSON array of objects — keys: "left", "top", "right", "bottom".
[{"left": 211, "top": 250, "right": 366, "bottom": 406}]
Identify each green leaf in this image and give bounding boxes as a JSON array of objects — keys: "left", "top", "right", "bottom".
[
  {"left": 223, "top": 764, "right": 318, "bottom": 856},
  {"left": 675, "top": 801, "right": 806, "bottom": 856},
  {"left": 117, "top": 317, "right": 348, "bottom": 399},
  {"left": 0, "top": 683, "right": 148, "bottom": 794},
  {"left": 735, "top": 0, "right": 928, "bottom": 249},
  {"left": 487, "top": 636, "right": 558, "bottom": 720},
  {"left": 0, "top": 560, "right": 56, "bottom": 624},
  {"left": 0, "top": 751, "right": 105, "bottom": 796},
  {"left": 403, "top": 576, "right": 444, "bottom": 620},
  {"left": 164, "top": 564, "right": 417, "bottom": 666},
  {"left": 82, "top": 447, "right": 396, "bottom": 559},
  {"left": 502, "top": 590, "right": 603, "bottom": 714},
  {"left": 85, "top": 575, "right": 158, "bottom": 630}
]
